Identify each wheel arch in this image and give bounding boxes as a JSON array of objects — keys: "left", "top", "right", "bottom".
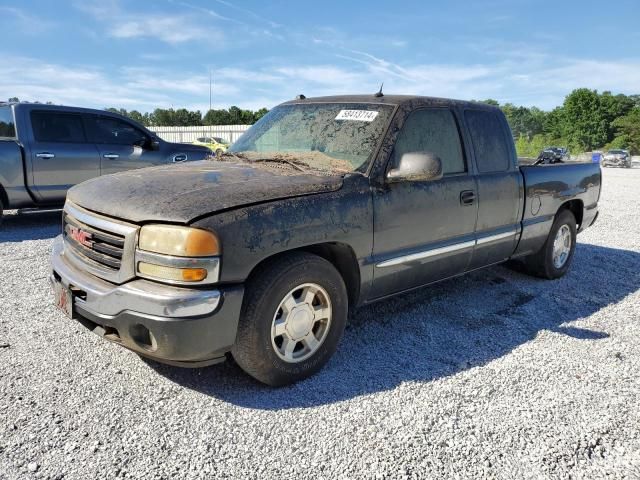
[
  {"left": 557, "top": 199, "right": 583, "bottom": 229},
  {"left": 244, "top": 242, "right": 362, "bottom": 310}
]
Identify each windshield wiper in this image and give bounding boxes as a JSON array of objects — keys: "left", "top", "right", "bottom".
[
  {"left": 249, "top": 158, "right": 310, "bottom": 172},
  {"left": 217, "top": 151, "right": 247, "bottom": 162}
]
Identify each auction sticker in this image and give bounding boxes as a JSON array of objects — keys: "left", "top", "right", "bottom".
[{"left": 335, "top": 110, "right": 379, "bottom": 122}]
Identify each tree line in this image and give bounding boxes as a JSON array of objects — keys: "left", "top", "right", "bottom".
[
  {"left": 6, "top": 89, "right": 640, "bottom": 155},
  {"left": 104, "top": 106, "right": 269, "bottom": 127},
  {"left": 481, "top": 89, "right": 640, "bottom": 156}
]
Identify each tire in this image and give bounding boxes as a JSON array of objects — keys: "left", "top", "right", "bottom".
[
  {"left": 231, "top": 252, "right": 348, "bottom": 386},
  {"left": 215, "top": 148, "right": 223, "bottom": 158},
  {"left": 523, "top": 209, "right": 577, "bottom": 279},
  {"left": 0, "top": 195, "right": 4, "bottom": 226}
]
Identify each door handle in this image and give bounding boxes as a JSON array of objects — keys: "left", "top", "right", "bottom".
[
  {"left": 103, "top": 154, "right": 120, "bottom": 159},
  {"left": 173, "top": 154, "right": 188, "bottom": 163},
  {"left": 36, "top": 152, "right": 55, "bottom": 159},
  {"left": 460, "top": 190, "right": 476, "bottom": 206}
]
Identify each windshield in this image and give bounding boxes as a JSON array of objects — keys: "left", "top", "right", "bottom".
[
  {"left": 229, "top": 103, "right": 394, "bottom": 174},
  {"left": 608, "top": 150, "right": 625, "bottom": 154}
]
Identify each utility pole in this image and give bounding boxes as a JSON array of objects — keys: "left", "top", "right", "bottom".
[{"left": 209, "top": 68, "right": 213, "bottom": 137}]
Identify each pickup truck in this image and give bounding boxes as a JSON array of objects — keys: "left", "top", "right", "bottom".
[
  {"left": 0, "top": 103, "right": 211, "bottom": 222},
  {"left": 50, "top": 94, "right": 601, "bottom": 386}
]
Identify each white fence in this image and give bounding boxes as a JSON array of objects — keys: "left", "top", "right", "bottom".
[{"left": 148, "top": 125, "right": 251, "bottom": 144}]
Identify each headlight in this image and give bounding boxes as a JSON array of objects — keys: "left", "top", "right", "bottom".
[
  {"left": 136, "top": 225, "right": 220, "bottom": 285},
  {"left": 139, "top": 225, "right": 220, "bottom": 256}
]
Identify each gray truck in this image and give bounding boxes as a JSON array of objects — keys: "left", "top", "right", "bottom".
[
  {"left": 50, "top": 94, "right": 601, "bottom": 386},
  {"left": 0, "top": 103, "right": 211, "bottom": 222}
]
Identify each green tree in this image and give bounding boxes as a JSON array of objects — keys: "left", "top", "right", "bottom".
[
  {"left": 203, "top": 109, "right": 232, "bottom": 125},
  {"left": 612, "top": 107, "right": 640, "bottom": 154},
  {"left": 560, "top": 89, "right": 608, "bottom": 151},
  {"left": 254, "top": 108, "right": 269, "bottom": 122},
  {"left": 600, "top": 91, "right": 635, "bottom": 143},
  {"left": 502, "top": 103, "right": 546, "bottom": 139}
]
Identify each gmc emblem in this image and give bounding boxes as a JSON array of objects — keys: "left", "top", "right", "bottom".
[{"left": 68, "top": 226, "right": 93, "bottom": 248}]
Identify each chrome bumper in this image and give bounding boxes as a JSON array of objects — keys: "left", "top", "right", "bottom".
[
  {"left": 50, "top": 235, "right": 221, "bottom": 318},
  {"left": 50, "top": 235, "right": 244, "bottom": 366}
]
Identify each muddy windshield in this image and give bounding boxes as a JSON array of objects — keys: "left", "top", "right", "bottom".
[{"left": 229, "top": 103, "right": 394, "bottom": 174}]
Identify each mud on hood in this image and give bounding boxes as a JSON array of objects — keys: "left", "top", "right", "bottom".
[{"left": 67, "top": 161, "right": 344, "bottom": 223}]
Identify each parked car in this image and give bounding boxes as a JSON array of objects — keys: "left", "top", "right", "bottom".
[
  {"left": 192, "top": 136, "right": 230, "bottom": 156},
  {"left": 602, "top": 149, "right": 632, "bottom": 168},
  {"left": 0, "top": 103, "right": 211, "bottom": 222},
  {"left": 535, "top": 146, "right": 569, "bottom": 164},
  {"left": 50, "top": 94, "right": 601, "bottom": 386}
]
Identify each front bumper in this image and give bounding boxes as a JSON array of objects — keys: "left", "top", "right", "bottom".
[{"left": 50, "top": 235, "right": 244, "bottom": 367}]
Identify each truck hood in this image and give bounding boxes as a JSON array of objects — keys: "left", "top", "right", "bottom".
[{"left": 67, "top": 161, "right": 344, "bottom": 223}]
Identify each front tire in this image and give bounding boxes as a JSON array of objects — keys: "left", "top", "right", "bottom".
[
  {"left": 523, "top": 209, "right": 577, "bottom": 279},
  {"left": 232, "top": 252, "right": 348, "bottom": 386}
]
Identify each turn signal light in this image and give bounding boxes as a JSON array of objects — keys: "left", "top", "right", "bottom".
[{"left": 138, "top": 262, "right": 208, "bottom": 282}]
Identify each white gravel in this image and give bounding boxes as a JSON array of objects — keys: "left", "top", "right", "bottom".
[{"left": 1, "top": 168, "right": 639, "bottom": 479}]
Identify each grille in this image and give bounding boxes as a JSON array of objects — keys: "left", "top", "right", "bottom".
[{"left": 63, "top": 212, "right": 125, "bottom": 271}]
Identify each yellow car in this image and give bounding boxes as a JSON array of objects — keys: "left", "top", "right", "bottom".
[{"left": 192, "top": 136, "right": 230, "bottom": 156}]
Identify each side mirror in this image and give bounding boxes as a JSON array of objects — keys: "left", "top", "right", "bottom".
[{"left": 387, "top": 152, "right": 443, "bottom": 183}]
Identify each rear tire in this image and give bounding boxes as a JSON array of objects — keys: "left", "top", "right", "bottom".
[
  {"left": 522, "top": 209, "right": 577, "bottom": 279},
  {"left": 232, "top": 252, "right": 348, "bottom": 386},
  {"left": 0, "top": 196, "right": 4, "bottom": 226}
]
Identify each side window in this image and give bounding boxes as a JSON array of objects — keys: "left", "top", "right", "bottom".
[
  {"left": 86, "top": 116, "right": 148, "bottom": 146},
  {"left": 393, "top": 109, "right": 466, "bottom": 175},
  {"left": 465, "top": 110, "right": 511, "bottom": 173},
  {"left": 0, "top": 106, "right": 16, "bottom": 139},
  {"left": 31, "top": 111, "right": 86, "bottom": 143}
]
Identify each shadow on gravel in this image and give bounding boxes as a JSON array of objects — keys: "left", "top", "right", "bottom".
[
  {"left": 0, "top": 210, "right": 62, "bottom": 242},
  {"left": 148, "top": 242, "right": 639, "bottom": 409}
]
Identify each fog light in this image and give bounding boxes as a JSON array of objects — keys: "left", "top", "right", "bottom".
[{"left": 138, "top": 262, "right": 207, "bottom": 282}]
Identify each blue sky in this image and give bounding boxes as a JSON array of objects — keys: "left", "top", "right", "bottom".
[{"left": 1, "top": 0, "right": 639, "bottom": 112}]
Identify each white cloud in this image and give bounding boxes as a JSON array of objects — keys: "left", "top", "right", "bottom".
[
  {"left": 75, "top": 0, "right": 217, "bottom": 45},
  {"left": 111, "top": 16, "right": 212, "bottom": 44},
  {"left": 0, "top": 6, "right": 54, "bottom": 33},
  {"left": 3, "top": 51, "right": 640, "bottom": 114}
]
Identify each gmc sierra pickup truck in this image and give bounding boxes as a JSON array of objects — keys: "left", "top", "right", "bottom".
[
  {"left": 0, "top": 103, "right": 210, "bottom": 222},
  {"left": 50, "top": 95, "right": 601, "bottom": 386}
]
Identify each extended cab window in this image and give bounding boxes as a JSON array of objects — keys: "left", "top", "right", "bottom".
[
  {"left": 31, "top": 111, "right": 86, "bottom": 143},
  {"left": 0, "top": 106, "right": 16, "bottom": 139},
  {"left": 86, "top": 116, "right": 148, "bottom": 146},
  {"left": 392, "top": 109, "right": 466, "bottom": 175},
  {"left": 465, "top": 110, "right": 511, "bottom": 173}
]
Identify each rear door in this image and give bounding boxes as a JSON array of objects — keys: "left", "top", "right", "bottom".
[
  {"left": 463, "top": 109, "right": 522, "bottom": 270},
  {"left": 84, "top": 114, "right": 164, "bottom": 175},
  {"left": 371, "top": 107, "right": 478, "bottom": 299},
  {"left": 29, "top": 110, "right": 100, "bottom": 203}
]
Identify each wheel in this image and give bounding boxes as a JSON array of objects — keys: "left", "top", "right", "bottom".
[
  {"left": 215, "top": 148, "right": 223, "bottom": 158},
  {"left": 231, "top": 252, "right": 348, "bottom": 386},
  {"left": 523, "top": 209, "right": 577, "bottom": 279},
  {"left": 0, "top": 195, "right": 4, "bottom": 226}
]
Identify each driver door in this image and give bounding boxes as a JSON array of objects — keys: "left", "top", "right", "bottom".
[
  {"left": 84, "top": 114, "right": 163, "bottom": 175},
  {"left": 370, "top": 108, "right": 478, "bottom": 299}
]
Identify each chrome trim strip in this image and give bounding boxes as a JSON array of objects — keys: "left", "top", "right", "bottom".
[
  {"left": 51, "top": 236, "right": 220, "bottom": 318},
  {"left": 476, "top": 230, "right": 517, "bottom": 246},
  {"left": 63, "top": 201, "right": 139, "bottom": 284},
  {"left": 135, "top": 249, "right": 220, "bottom": 285},
  {"left": 376, "top": 240, "right": 476, "bottom": 268},
  {"left": 376, "top": 230, "right": 518, "bottom": 268}
]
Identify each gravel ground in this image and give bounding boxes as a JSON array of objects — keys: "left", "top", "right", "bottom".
[{"left": 1, "top": 168, "right": 639, "bottom": 479}]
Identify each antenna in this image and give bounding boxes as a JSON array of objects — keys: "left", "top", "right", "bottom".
[{"left": 374, "top": 83, "right": 384, "bottom": 97}]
